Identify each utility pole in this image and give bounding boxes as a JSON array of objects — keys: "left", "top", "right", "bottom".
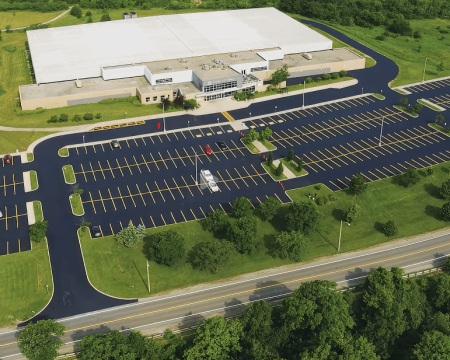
[
  {"left": 338, "top": 220, "right": 342, "bottom": 252},
  {"left": 303, "top": 80, "right": 305, "bottom": 109},
  {"left": 146, "top": 260, "right": 150, "bottom": 293},
  {"left": 163, "top": 103, "right": 165, "bottom": 132},
  {"left": 379, "top": 116, "right": 384, "bottom": 146},
  {"left": 423, "top": 57, "right": 427, "bottom": 82}
]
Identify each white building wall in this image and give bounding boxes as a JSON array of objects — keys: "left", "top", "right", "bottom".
[
  {"left": 149, "top": 70, "right": 193, "bottom": 86},
  {"left": 229, "top": 61, "right": 268, "bottom": 75},
  {"left": 101, "top": 65, "right": 146, "bottom": 80}
]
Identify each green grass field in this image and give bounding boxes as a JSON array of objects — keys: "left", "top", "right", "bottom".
[
  {"left": 373, "top": 93, "right": 385, "bottom": 100},
  {"left": 30, "top": 170, "right": 38, "bottom": 190},
  {"left": 0, "top": 131, "right": 56, "bottom": 154},
  {"left": 79, "top": 161, "right": 450, "bottom": 299},
  {"left": 63, "top": 165, "right": 75, "bottom": 183},
  {"left": 33, "top": 201, "right": 43, "bottom": 222},
  {"left": 0, "top": 10, "right": 64, "bottom": 29},
  {"left": 58, "top": 147, "right": 69, "bottom": 157},
  {"left": 69, "top": 193, "right": 84, "bottom": 215},
  {"left": 0, "top": 243, "right": 53, "bottom": 327},
  {"left": 280, "top": 158, "right": 307, "bottom": 177},
  {"left": 27, "top": 152, "right": 33, "bottom": 162}
]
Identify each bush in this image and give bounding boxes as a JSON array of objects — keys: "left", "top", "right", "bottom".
[
  {"left": 322, "top": 73, "right": 331, "bottom": 80},
  {"left": 100, "top": 13, "right": 111, "bottom": 22},
  {"left": 234, "top": 91, "right": 248, "bottom": 101},
  {"left": 152, "top": 230, "right": 185, "bottom": 266},
  {"left": 86, "top": 16, "right": 93, "bottom": 23},
  {"left": 85, "top": 10, "right": 91, "bottom": 16},
  {"left": 72, "top": 114, "right": 81, "bottom": 122},
  {"left": 83, "top": 113, "right": 94, "bottom": 120},
  {"left": 331, "top": 73, "right": 339, "bottom": 79},
  {"left": 316, "top": 196, "right": 328, "bottom": 205},
  {"left": 426, "top": 167, "right": 435, "bottom": 176},
  {"left": 47, "top": 115, "right": 58, "bottom": 123},
  {"left": 388, "top": 18, "right": 412, "bottom": 36},
  {"left": 98, "top": 96, "right": 136, "bottom": 104},
  {"left": 305, "top": 77, "right": 313, "bottom": 84},
  {"left": 266, "top": 85, "right": 276, "bottom": 92},
  {"left": 440, "top": 179, "right": 450, "bottom": 199},
  {"left": 413, "top": 30, "right": 422, "bottom": 38},
  {"left": 339, "top": 70, "right": 347, "bottom": 77},
  {"left": 115, "top": 221, "right": 146, "bottom": 248},
  {"left": 440, "top": 29, "right": 449, "bottom": 34},
  {"left": 95, "top": 113, "right": 102, "bottom": 119},
  {"left": 375, "top": 35, "right": 386, "bottom": 41},
  {"left": 315, "top": 77, "right": 322, "bottom": 82},
  {"left": 58, "top": 113, "right": 68, "bottom": 122},
  {"left": 400, "top": 167, "right": 420, "bottom": 187},
  {"left": 328, "top": 194, "right": 336, "bottom": 202},
  {"left": 69, "top": 5, "right": 82, "bottom": 18},
  {"left": 29, "top": 221, "right": 48, "bottom": 243},
  {"left": 383, "top": 220, "right": 398, "bottom": 236}
]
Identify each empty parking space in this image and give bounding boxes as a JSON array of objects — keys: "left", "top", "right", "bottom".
[{"left": 403, "top": 79, "right": 450, "bottom": 93}]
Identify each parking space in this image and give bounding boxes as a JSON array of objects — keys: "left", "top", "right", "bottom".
[
  {"left": 403, "top": 79, "right": 450, "bottom": 93},
  {"left": 426, "top": 94, "right": 450, "bottom": 109}
]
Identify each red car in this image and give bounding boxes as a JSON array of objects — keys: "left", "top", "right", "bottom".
[
  {"left": 3, "top": 155, "right": 11, "bottom": 164},
  {"left": 203, "top": 145, "right": 213, "bottom": 155}
]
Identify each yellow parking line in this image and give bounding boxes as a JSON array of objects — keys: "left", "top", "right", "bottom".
[
  {"left": 155, "top": 181, "right": 165, "bottom": 202},
  {"left": 145, "top": 183, "right": 156, "bottom": 204},
  {"left": 108, "top": 189, "right": 117, "bottom": 210}
]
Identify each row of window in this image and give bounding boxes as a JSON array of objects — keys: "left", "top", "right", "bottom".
[
  {"left": 250, "top": 66, "right": 267, "bottom": 72},
  {"left": 203, "top": 81, "right": 238, "bottom": 93},
  {"left": 145, "top": 92, "right": 177, "bottom": 103},
  {"left": 155, "top": 78, "right": 172, "bottom": 84}
]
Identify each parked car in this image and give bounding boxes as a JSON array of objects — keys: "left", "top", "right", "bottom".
[
  {"left": 111, "top": 140, "right": 119, "bottom": 149},
  {"left": 203, "top": 145, "right": 213, "bottom": 155},
  {"left": 208, "top": 181, "right": 219, "bottom": 193},
  {"left": 3, "top": 155, "right": 11, "bottom": 164},
  {"left": 217, "top": 141, "right": 227, "bottom": 151},
  {"left": 200, "top": 169, "right": 219, "bottom": 193},
  {"left": 91, "top": 225, "right": 101, "bottom": 238}
]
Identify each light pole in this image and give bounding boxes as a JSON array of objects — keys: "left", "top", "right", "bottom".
[
  {"left": 195, "top": 155, "right": 198, "bottom": 185},
  {"left": 125, "top": 112, "right": 127, "bottom": 119},
  {"left": 187, "top": 120, "right": 190, "bottom": 128},
  {"left": 217, "top": 117, "right": 219, "bottom": 123},
  {"left": 163, "top": 103, "right": 165, "bottom": 132},
  {"left": 83, "top": 135, "right": 85, "bottom": 143},
  {"left": 423, "top": 57, "right": 428, "bottom": 82},
  {"left": 146, "top": 260, "right": 150, "bottom": 293},
  {"left": 303, "top": 80, "right": 305, "bottom": 109},
  {"left": 362, "top": 87, "right": 363, "bottom": 94},
  {"left": 249, "top": 112, "right": 251, "bottom": 118},
  {"left": 379, "top": 116, "right": 384, "bottom": 146},
  {"left": 275, "top": 105, "right": 277, "bottom": 113},
  {"left": 338, "top": 220, "right": 342, "bottom": 252}
]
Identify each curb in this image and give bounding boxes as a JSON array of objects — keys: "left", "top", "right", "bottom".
[{"left": 239, "top": 138, "right": 276, "bottom": 154}]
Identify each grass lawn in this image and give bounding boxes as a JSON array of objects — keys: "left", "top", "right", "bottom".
[
  {"left": 261, "top": 161, "right": 287, "bottom": 181},
  {"left": 299, "top": 17, "right": 450, "bottom": 87},
  {"left": 58, "top": 147, "right": 69, "bottom": 157},
  {"left": 429, "top": 123, "right": 450, "bottom": 136},
  {"left": 373, "top": 93, "right": 385, "bottom": 100},
  {"left": 0, "top": 242, "right": 53, "bottom": 327},
  {"left": 79, "top": 160, "right": 450, "bottom": 298},
  {"left": 30, "top": 170, "right": 38, "bottom": 190},
  {"left": 394, "top": 104, "right": 418, "bottom": 117},
  {"left": 241, "top": 139, "right": 259, "bottom": 154},
  {"left": 69, "top": 193, "right": 84, "bottom": 215},
  {"left": 33, "top": 200, "right": 43, "bottom": 222},
  {"left": 0, "top": 131, "right": 56, "bottom": 154},
  {"left": 63, "top": 165, "right": 75, "bottom": 184},
  {"left": 27, "top": 152, "right": 33, "bottom": 162},
  {"left": 0, "top": 10, "right": 64, "bottom": 29},
  {"left": 418, "top": 99, "right": 442, "bottom": 111},
  {"left": 254, "top": 77, "right": 354, "bottom": 99},
  {"left": 280, "top": 158, "right": 308, "bottom": 177},
  {"left": 260, "top": 139, "right": 276, "bottom": 150}
]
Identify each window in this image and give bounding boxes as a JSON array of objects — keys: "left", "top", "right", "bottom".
[
  {"left": 146, "top": 97, "right": 150, "bottom": 102},
  {"left": 161, "top": 95, "right": 165, "bottom": 101},
  {"left": 173, "top": 91, "right": 177, "bottom": 98},
  {"left": 153, "top": 96, "right": 157, "bottom": 101},
  {"left": 156, "top": 78, "right": 172, "bottom": 84},
  {"left": 250, "top": 66, "right": 267, "bottom": 72},
  {"left": 203, "top": 81, "right": 237, "bottom": 93}
]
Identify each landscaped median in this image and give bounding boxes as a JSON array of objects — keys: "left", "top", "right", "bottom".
[
  {"left": 241, "top": 127, "right": 276, "bottom": 154},
  {"left": 33, "top": 201, "right": 43, "bottom": 222},
  {"left": 30, "top": 170, "right": 39, "bottom": 190},
  {"left": 63, "top": 164, "right": 76, "bottom": 184},
  {"left": 69, "top": 192, "right": 84, "bottom": 216},
  {"left": 418, "top": 99, "right": 444, "bottom": 111},
  {"left": 78, "top": 161, "right": 450, "bottom": 299},
  {"left": 372, "top": 93, "right": 385, "bottom": 100},
  {"left": 58, "top": 147, "right": 69, "bottom": 157},
  {"left": 394, "top": 104, "right": 418, "bottom": 117},
  {"left": 429, "top": 122, "right": 450, "bottom": 137}
]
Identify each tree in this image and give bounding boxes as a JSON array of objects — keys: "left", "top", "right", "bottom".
[
  {"left": 271, "top": 64, "right": 289, "bottom": 87},
  {"left": 257, "top": 196, "right": 280, "bottom": 221},
  {"left": 86, "top": 16, "right": 93, "bottom": 23},
  {"left": 95, "top": 113, "right": 102, "bottom": 119},
  {"left": 305, "top": 77, "right": 313, "bottom": 83},
  {"left": 152, "top": 229, "right": 185, "bottom": 266},
  {"left": 436, "top": 62, "right": 445, "bottom": 76},
  {"left": 162, "top": 98, "right": 171, "bottom": 108},
  {"left": 58, "top": 113, "right": 68, "bottom": 122},
  {"left": 29, "top": 220, "right": 48, "bottom": 243},
  {"left": 287, "top": 149, "right": 294, "bottom": 161},
  {"left": 322, "top": 73, "right": 331, "bottom": 80},
  {"left": 267, "top": 151, "right": 273, "bottom": 166},
  {"left": 275, "top": 230, "right": 309, "bottom": 261},
  {"left": 85, "top": 10, "right": 92, "bottom": 16},
  {"left": 231, "top": 196, "right": 252, "bottom": 218},
  {"left": 100, "top": 13, "right": 111, "bottom": 22},
  {"left": 115, "top": 220, "right": 146, "bottom": 248},
  {"left": 279, "top": 280, "right": 354, "bottom": 352},
  {"left": 383, "top": 220, "right": 398, "bottom": 236},
  {"left": 191, "top": 239, "right": 235, "bottom": 273},
  {"left": 344, "top": 204, "right": 361, "bottom": 223},
  {"left": 414, "top": 331, "right": 450, "bottom": 360},
  {"left": 73, "top": 188, "right": 84, "bottom": 195},
  {"left": 285, "top": 201, "right": 322, "bottom": 234},
  {"left": 401, "top": 97, "right": 409, "bottom": 106},
  {"left": 259, "top": 127, "right": 272, "bottom": 141},
  {"left": 436, "top": 114, "right": 444, "bottom": 123},
  {"left": 440, "top": 179, "right": 450, "bottom": 199},
  {"left": 427, "top": 167, "right": 435, "bottom": 176},
  {"left": 275, "top": 161, "right": 283, "bottom": 176},
  {"left": 203, "top": 209, "right": 229, "bottom": 232},
  {"left": 412, "top": 103, "right": 423, "bottom": 113},
  {"left": 348, "top": 173, "right": 367, "bottom": 195},
  {"left": 429, "top": 272, "right": 450, "bottom": 312},
  {"left": 184, "top": 316, "right": 243, "bottom": 360},
  {"left": 70, "top": 5, "right": 82, "bottom": 18},
  {"left": 442, "top": 203, "right": 450, "bottom": 221},
  {"left": 339, "top": 70, "right": 347, "bottom": 77},
  {"left": 246, "top": 128, "right": 259, "bottom": 142},
  {"left": 400, "top": 167, "right": 420, "bottom": 187},
  {"left": 338, "top": 336, "right": 380, "bottom": 360},
  {"left": 388, "top": 18, "right": 412, "bottom": 36},
  {"left": 226, "top": 215, "right": 261, "bottom": 254},
  {"left": 5, "top": 25, "right": 11, "bottom": 33},
  {"left": 297, "top": 157, "right": 303, "bottom": 172},
  {"left": 18, "top": 319, "right": 65, "bottom": 360}
]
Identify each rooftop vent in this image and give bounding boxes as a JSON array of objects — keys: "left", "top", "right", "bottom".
[
  {"left": 165, "top": 66, "right": 173, "bottom": 70},
  {"left": 123, "top": 12, "right": 130, "bottom": 19},
  {"left": 179, "top": 59, "right": 188, "bottom": 63},
  {"left": 75, "top": 80, "right": 82, "bottom": 88},
  {"left": 130, "top": 12, "right": 137, "bottom": 18},
  {"left": 202, "top": 64, "right": 211, "bottom": 70},
  {"left": 229, "top": 53, "right": 237, "bottom": 58},
  {"left": 302, "top": 53, "right": 312, "bottom": 60}
]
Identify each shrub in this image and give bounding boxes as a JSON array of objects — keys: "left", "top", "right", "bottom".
[
  {"left": 388, "top": 18, "right": 412, "bottom": 36},
  {"left": 234, "top": 91, "right": 247, "bottom": 101},
  {"left": 100, "top": 13, "right": 111, "bottom": 22},
  {"left": 69, "top": 5, "right": 82, "bottom": 18},
  {"left": 315, "top": 77, "right": 322, "bottom": 82},
  {"left": 328, "top": 194, "right": 336, "bottom": 202},
  {"left": 375, "top": 35, "right": 386, "bottom": 41},
  {"left": 58, "top": 114, "right": 68, "bottom": 122},
  {"left": 383, "top": 220, "right": 398, "bottom": 236},
  {"left": 344, "top": 204, "right": 361, "bottom": 223},
  {"left": 339, "top": 70, "right": 347, "bottom": 77},
  {"left": 349, "top": 173, "right": 367, "bottom": 195},
  {"left": 315, "top": 184, "right": 322, "bottom": 190},
  {"left": 29, "top": 221, "right": 48, "bottom": 243},
  {"left": 86, "top": 16, "right": 93, "bottom": 23},
  {"left": 98, "top": 96, "right": 136, "bottom": 104},
  {"left": 95, "top": 113, "right": 102, "bottom": 119},
  {"left": 331, "top": 73, "right": 339, "bottom": 79},
  {"left": 426, "top": 167, "right": 435, "bottom": 176},
  {"left": 83, "top": 113, "right": 94, "bottom": 120},
  {"left": 305, "top": 77, "right": 313, "bottom": 84},
  {"left": 115, "top": 221, "right": 146, "bottom": 248},
  {"left": 440, "top": 29, "right": 449, "bottom": 34},
  {"left": 266, "top": 85, "right": 276, "bottom": 92},
  {"left": 72, "top": 114, "right": 81, "bottom": 122},
  {"left": 322, "top": 73, "right": 331, "bottom": 80},
  {"left": 316, "top": 196, "right": 328, "bottom": 205},
  {"left": 440, "top": 179, "right": 450, "bottom": 199},
  {"left": 85, "top": 10, "right": 91, "bottom": 16},
  {"left": 47, "top": 115, "right": 58, "bottom": 123},
  {"left": 413, "top": 30, "right": 422, "bottom": 38}
]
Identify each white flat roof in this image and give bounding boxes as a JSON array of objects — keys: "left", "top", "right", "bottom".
[{"left": 27, "top": 8, "right": 332, "bottom": 84}]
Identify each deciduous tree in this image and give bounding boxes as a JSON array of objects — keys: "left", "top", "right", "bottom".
[
  {"left": 231, "top": 196, "right": 252, "bottom": 218},
  {"left": 414, "top": 330, "right": 450, "bottom": 360},
  {"left": 400, "top": 167, "right": 420, "bottom": 187},
  {"left": 151, "top": 229, "right": 185, "bottom": 266},
  {"left": 271, "top": 64, "right": 289, "bottom": 87},
  {"left": 191, "top": 239, "right": 235, "bottom": 273},
  {"left": 349, "top": 173, "right": 367, "bottom": 195},
  {"left": 440, "top": 179, "right": 450, "bottom": 199},
  {"left": 226, "top": 215, "right": 261, "bottom": 254},
  {"left": 28, "top": 220, "right": 48, "bottom": 243},
  {"left": 246, "top": 128, "right": 259, "bottom": 142},
  {"left": 344, "top": 204, "right": 361, "bottom": 223},
  {"left": 203, "top": 209, "right": 229, "bottom": 232},
  {"left": 441, "top": 202, "right": 450, "bottom": 221},
  {"left": 257, "top": 196, "right": 280, "bottom": 221},
  {"left": 285, "top": 201, "right": 321, "bottom": 234},
  {"left": 259, "top": 127, "right": 272, "bottom": 141},
  {"left": 275, "top": 230, "right": 309, "bottom": 261}
]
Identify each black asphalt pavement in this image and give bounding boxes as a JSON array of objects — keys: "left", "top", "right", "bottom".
[{"left": 0, "top": 20, "right": 449, "bottom": 325}]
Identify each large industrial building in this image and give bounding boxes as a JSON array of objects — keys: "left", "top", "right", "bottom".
[{"left": 19, "top": 8, "right": 365, "bottom": 110}]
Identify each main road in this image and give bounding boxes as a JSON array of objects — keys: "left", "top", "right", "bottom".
[{"left": 1, "top": 229, "right": 449, "bottom": 358}]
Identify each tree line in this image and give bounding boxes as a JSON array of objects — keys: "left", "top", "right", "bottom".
[
  {"left": 0, "top": 0, "right": 68, "bottom": 13},
  {"left": 19, "top": 262, "right": 450, "bottom": 359}
]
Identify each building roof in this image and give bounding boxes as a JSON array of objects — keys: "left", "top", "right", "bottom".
[{"left": 27, "top": 7, "right": 332, "bottom": 84}]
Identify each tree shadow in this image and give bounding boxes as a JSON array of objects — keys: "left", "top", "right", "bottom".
[
  {"left": 345, "top": 267, "right": 371, "bottom": 286},
  {"left": 391, "top": 175, "right": 403, "bottom": 186},
  {"left": 424, "top": 182, "right": 440, "bottom": 199},
  {"left": 70, "top": 324, "right": 112, "bottom": 341},
  {"left": 142, "top": 234, "right": 153, "bottom": 261},
  {"left": 418, "top": 169, "right": 427, "bottom": 178},
  {"left": 249, "top": 280, "right": 292, "bottom": 302},
  {"left": 425, "top": 204, "right": 442, "bottom": 220},
  {"left": 374, "top": 220, "right": 385, "bottom": 234},
  {"left": 441, "top": 167, "right": 449, "bottom": 175},
  {"left": 331, "top": 208, "right": 344, "bottom": 222},
  {"left": 224, "top": 298, "right": 244, "bottom": 318},
  {"left": 178, "top": 311, "right": 206, "bottom": 331},
  {"left": 263, "top": 233, "right": 278, "bottom": 258},
  {"left": 432, "top": 252, "right": 448, "bottom": 267}
]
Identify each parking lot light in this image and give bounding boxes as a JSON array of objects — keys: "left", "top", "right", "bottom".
[
  {"left": 249, "top": 112, "right": 251, "bottom": 118},
  {"left": 275, "top": 105, "right": 277, "bottom": 113},
  {"left": 83, "top": 135, "right": 85, "bottom": 143},
  {"left": 217, "top": 117, "right": 219, "bottom": 123}
]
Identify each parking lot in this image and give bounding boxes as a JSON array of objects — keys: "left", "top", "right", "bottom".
[{"left": 402, "top": 78, "right": 450, "bottom": 93}]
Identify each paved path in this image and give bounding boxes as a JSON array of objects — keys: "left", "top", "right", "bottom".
[
  {"left": 273, "top": 159, "right": 296, "bottom": 179},
  {"left": 1, "top": 7, "right": 72, "bottom": 31}
]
